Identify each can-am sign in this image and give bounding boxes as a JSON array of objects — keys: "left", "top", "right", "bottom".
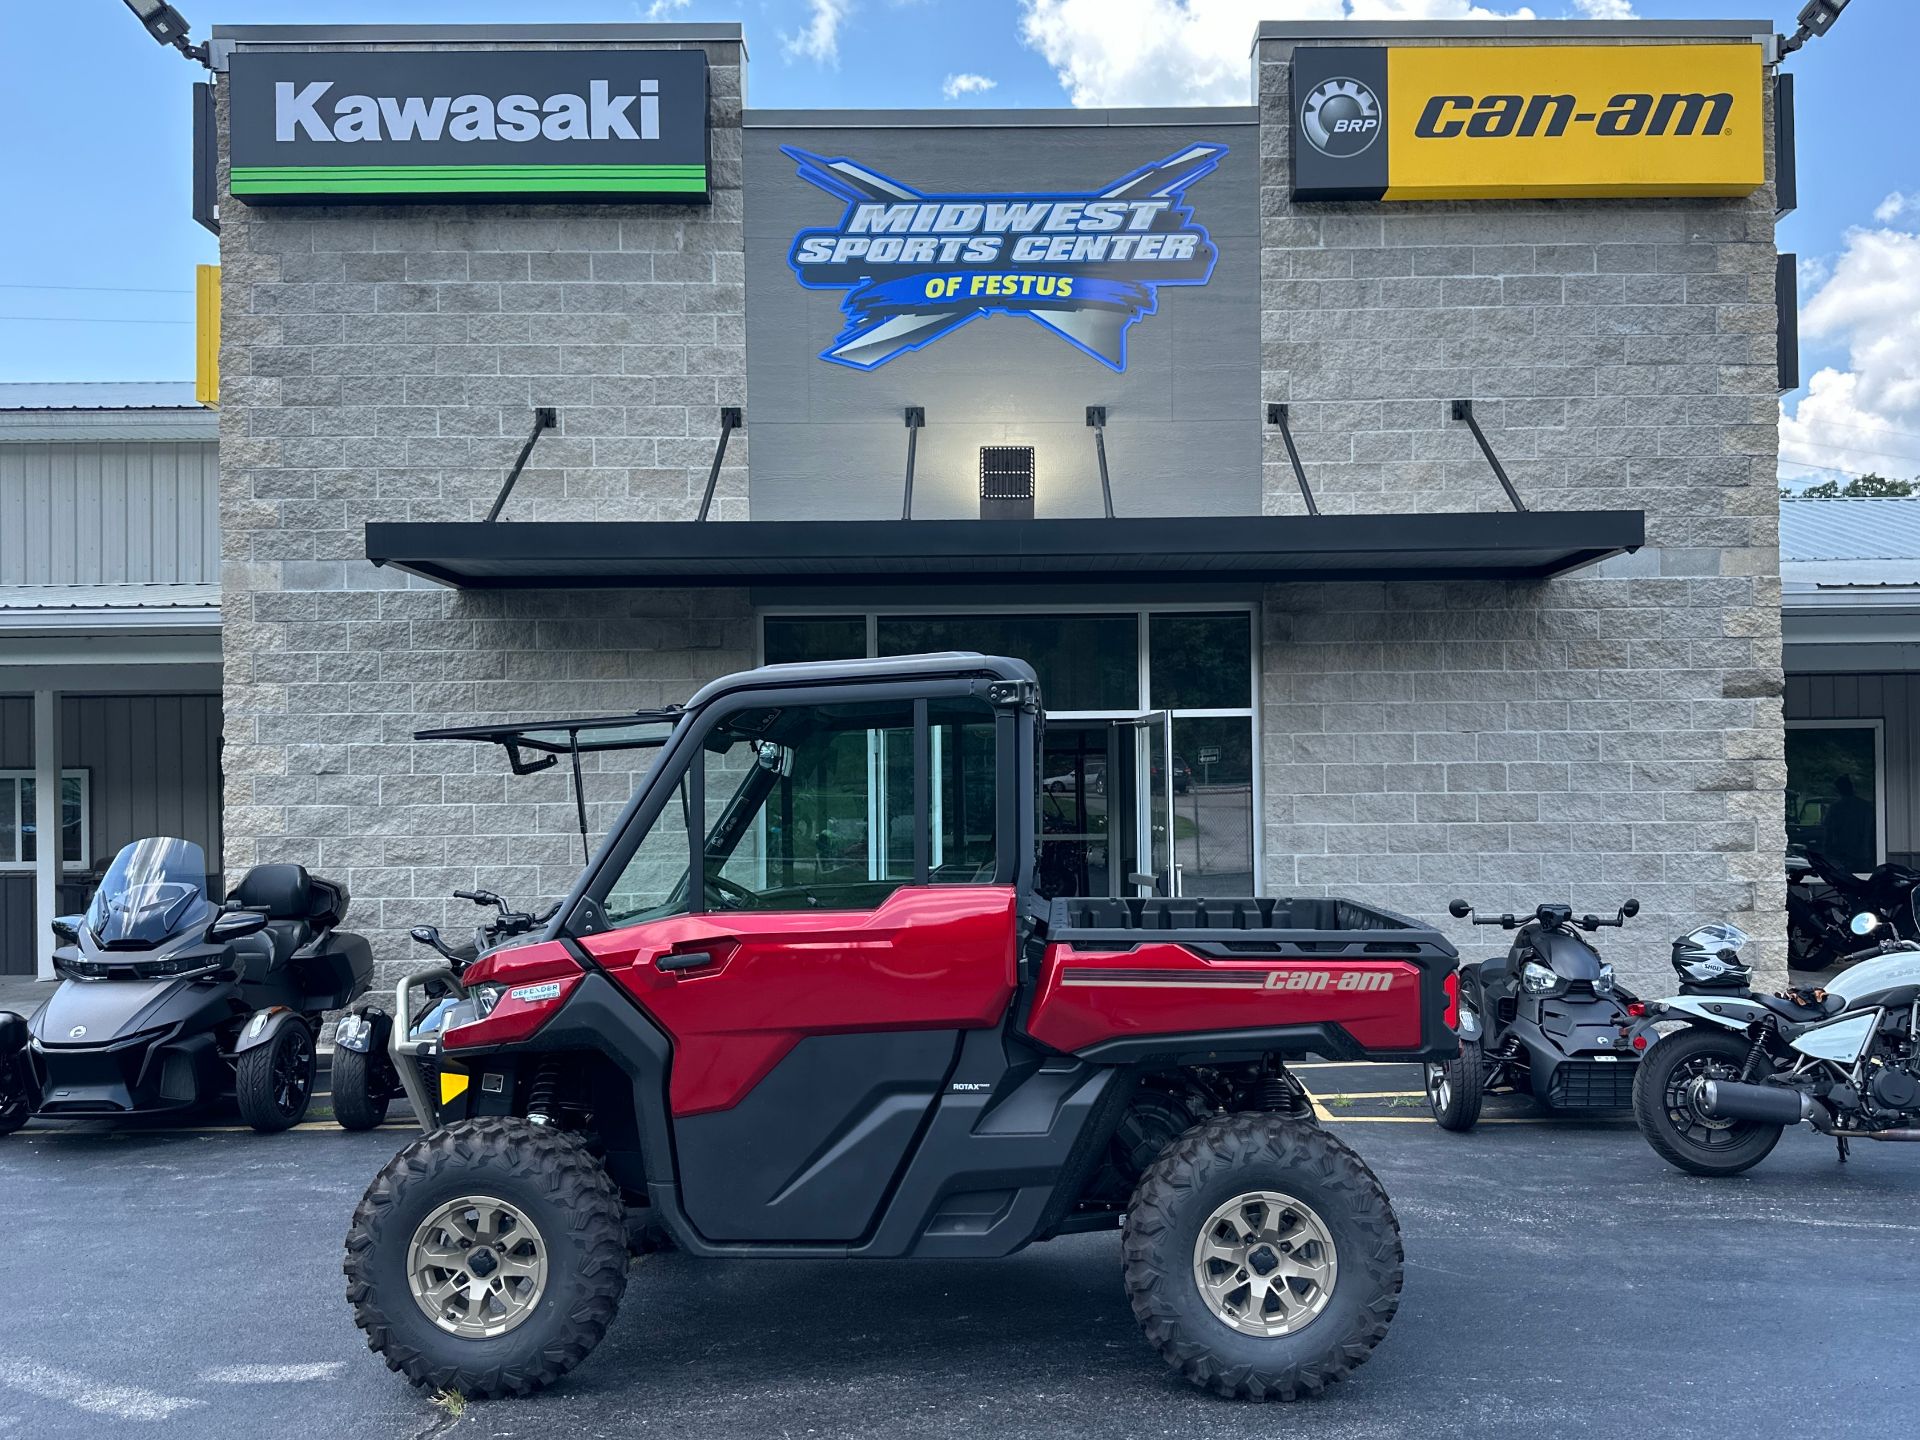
[
  {"left": 226, "top": 49, "right": 709, "bottom": 204},
  {"left": 1291, "top": 44, "right": 1764, "bottom": 202}
]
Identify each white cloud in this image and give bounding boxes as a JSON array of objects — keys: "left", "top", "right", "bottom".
[
  {"left": 1018, "top": 1, "right": 1536, "bottom": 109},
  {"left": 942, "top": 72, "right": 999, "bottom": 101},
  {"left": 784, "top": 0, "right": 854, "bottom": 66},
  {"left": 1780, "top": 222, "right": 1920, "bottom": 486},
  {"left": 1873, "top": 191, "right": 1916, "bottom": 224},
  {"left": 1571, "top": 0, "right": 1635, "bottom": 18},
  {"left": 637, "top": 0, "right": 690, "bottom": 18}
]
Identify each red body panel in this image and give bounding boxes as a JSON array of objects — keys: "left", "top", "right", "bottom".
[
  {"left": 1025, "top": 942, "right": 1425, "bottom": 1055},
  {"left": 443, "top": 940, "right": 588, "bottom": 1051},
  {"left": 582, "top": 886, "right": 1019, "bottom": 1117}
]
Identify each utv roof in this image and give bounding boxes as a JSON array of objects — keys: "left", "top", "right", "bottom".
[{"left": 684, "top": 651, "right": 1038, "bottom": 710}]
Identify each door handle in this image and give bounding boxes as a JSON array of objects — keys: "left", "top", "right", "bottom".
[{"left": 655, "top": 939, "right": 737, "bottom": 973}]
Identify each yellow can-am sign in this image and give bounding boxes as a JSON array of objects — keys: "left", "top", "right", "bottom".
[{"left": 1291, "top": 44, "right": 1766, "bottom": 202}]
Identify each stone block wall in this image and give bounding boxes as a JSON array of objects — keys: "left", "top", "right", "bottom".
[
  {"left": 1255, "top": 31, "right": 1786, "bottom": 988},
  {"left": 214, "top": 35, "right": 753, "bottom": 974}
]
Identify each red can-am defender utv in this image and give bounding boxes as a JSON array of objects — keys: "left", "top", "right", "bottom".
[{"left": 343, "top": 654, "right": 1460, "bottom": 1401}]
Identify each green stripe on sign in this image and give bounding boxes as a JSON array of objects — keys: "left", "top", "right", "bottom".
[{"left": 231, "top": 164, "right": 707, "bottom": 195}]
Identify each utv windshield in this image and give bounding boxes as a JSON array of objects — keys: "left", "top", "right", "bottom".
[{"left": 86, "top": 837, "right": 213, "bottom": 947}]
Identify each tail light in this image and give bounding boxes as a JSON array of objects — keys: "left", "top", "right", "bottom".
[
  {"left": 443, "top": 941, "right": 584, "bottom": 1051},
  {"left": 1626, "top": 1002, "right": 1646, "bottom": 1018},
  {"left": 1442, "top": 970, "right": 1460, "bottom": 1031}
]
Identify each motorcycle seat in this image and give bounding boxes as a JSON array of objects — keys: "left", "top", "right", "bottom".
[
  {"left": 228, "top": 864, "right": 348, "bottom": 967},
  {"left": 1751, "top": 991, "right": 1845, "bottom": 1023}
]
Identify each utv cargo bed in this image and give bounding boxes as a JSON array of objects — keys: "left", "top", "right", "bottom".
[{"left": 1027, "top": 895, "right": 1460, "bottom": 1065}]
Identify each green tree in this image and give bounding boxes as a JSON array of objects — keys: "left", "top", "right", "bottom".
[{"left": 1783, "top": 472, "right": 1917, "bottom": 499}]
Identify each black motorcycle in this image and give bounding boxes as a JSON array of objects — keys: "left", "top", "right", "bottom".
[
  {"left": 330, "top": 887, "right": 551, "bottom": 1131},
  {"left": 1787, "top": 848, "right": 1920, "bottom": 971},
  {"left": 1427, "top": 898, "right": 1642, "bottom": 1131},
  {"left": 0, "top": 837, "right": 372, "bottom": 1135}
]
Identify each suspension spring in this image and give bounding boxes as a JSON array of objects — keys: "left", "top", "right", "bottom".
[
  {"left": 1740, "top": 1035, "right": 1769, "bottom": 1083},
  {"left": 1257, "top": 1069, "right": 1309, "bottom": 1118},
  {"left": 526, "top": 1060, "right": 562, "bottom": 1125}
]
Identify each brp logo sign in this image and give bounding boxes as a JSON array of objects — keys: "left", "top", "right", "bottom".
[{"left": 1300, "top": 77, "right": 1382, "bottom": 157}]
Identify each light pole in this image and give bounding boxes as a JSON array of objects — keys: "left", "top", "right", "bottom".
[{"left": 120, "top": 0, "right": 211, "bottom": 68}]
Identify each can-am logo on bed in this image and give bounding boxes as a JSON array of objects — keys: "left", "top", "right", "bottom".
[{"left": 782, "top": 145, "right": 1225, "bottom": 371}]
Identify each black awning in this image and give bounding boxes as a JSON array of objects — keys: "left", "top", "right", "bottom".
[{"left": 365, "top": 512, "right": 1643, "bottom": 590}]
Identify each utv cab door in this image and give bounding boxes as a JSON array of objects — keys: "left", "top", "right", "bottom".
[{"left": 574, "top": 684, "right": 1025, "bottom": 1244}]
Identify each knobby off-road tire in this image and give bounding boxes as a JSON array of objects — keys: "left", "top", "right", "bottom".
[
  {"left": 1123, "top": 1112, "right": 1403, "bottom": 1402},
  {"left": 330, "top": 1046, "right": 391, "bottom": 1132},
  {"left": 1426, "top": 1041, "right": 1485, "bottom": 1133},
  {"left": 1632, "top": 1027, "right": 1784, "bottom": 1178},
  {"left": 235, "top": 1019, "right": 316, "bottom": 1133},
  {"left": 343, "top": 1118, "right": 628, "bottom": 1399}
]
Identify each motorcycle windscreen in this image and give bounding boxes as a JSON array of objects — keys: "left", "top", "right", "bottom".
[{"left": 87, "top": 838, "right": 213, "bottom": 946}]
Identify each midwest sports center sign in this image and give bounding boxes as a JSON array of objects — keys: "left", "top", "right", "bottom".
[{"left": 1291, "top": 43, "right": 1765, "bottom": 202}]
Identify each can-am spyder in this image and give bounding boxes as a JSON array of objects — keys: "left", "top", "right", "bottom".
[
  {"left": 1633, "top": 911, "right": 1920, "bottom": 1175},
  {"left": 0, "top": 837, "right": 373, "bottom": 1135},
  {"left": 1426, "top": 898, "right": 1642, "bottom": 1131}
]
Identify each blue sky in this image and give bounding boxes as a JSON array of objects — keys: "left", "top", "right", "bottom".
[{"left": 0, "top": 1, "right": 1910, "bottom": 485}]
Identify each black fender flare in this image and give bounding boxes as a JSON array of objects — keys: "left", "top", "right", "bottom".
[
  {"left": 231, "top": 1005, "right": 310, "bottom": 1057},
  {"left": 0, "top": 1011, "right": 27, "bottom": 1058}
]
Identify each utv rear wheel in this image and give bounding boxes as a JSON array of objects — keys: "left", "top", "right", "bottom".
[
  {"left": 236, "top": 1019, "right": 316, "bottom": 1133},
  {"left": 1633, "top": 1027, "right": 1783, "bottom": 1177},
  {"left": 1124, "top": 1113, "right": 1402, "bottom": 1401},
  {"left": 1426, "top": 1043, "right": 1484, "bottom": 1132},
  {"left": 343, "top": 1118, "right": 628, "bottom": 1399},
  {"left": 330, "top": 1047, "right": 392, "bottom": 1132}
]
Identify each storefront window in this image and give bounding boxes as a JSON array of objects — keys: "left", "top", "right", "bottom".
[
  {"left": 876, "top": 614, "right": 1137, "bottom": 711},
  {"left": 1149, "top": 613, "right": 1252, "bottom": 709},
  {"left": 1785, "top": 722, "right": 1881, "bottom": 874},
  {"left": 763, "top": 616, "right": 866, "bottom": 666},
  {"left": 1170, "top": 717, "right": 1256, "bottom": 894}
]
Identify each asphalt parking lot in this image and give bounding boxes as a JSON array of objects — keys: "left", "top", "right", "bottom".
[{"left": 2, "top": 1064, "right": 1917, "bottom": 1440}]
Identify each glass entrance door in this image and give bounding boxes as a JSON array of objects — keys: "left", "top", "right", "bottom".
[
  {"left": 1039, "top": 722, "right": 1119, "bottom": 899},
  {"left": 1140, "top": 711, "right": 1176, "bottom": 897}
]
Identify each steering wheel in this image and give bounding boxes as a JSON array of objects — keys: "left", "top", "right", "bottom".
[{"left": 703, "top": 873, "right": 758, "bottom": 910}]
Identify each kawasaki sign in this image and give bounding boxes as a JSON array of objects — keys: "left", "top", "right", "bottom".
[
  {"left": 226, "top": 50, "right": 709, "bottom": 204},
  {"left": 1291, "top": 44, "right": 1764, "bottom": 202}
]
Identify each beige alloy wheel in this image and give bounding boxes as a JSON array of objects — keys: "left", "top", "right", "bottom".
[
  {"left": 407, "top": 1195, "right": 551, "bottom": 1339},
  {"left": 1190, "top": 1189, "right": 1339, "bottom": 1338}
]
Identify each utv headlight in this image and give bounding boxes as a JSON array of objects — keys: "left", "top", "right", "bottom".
[
  {"left": 1596, "top": 963, "right": 1616, "bottom": 995},
  {"left": 1521, "top": 961, "right": 1557, "bottom": 994}
]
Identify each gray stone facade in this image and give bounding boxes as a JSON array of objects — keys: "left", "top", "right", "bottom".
[
  {"left": 212, "top": 22, "right": 1787, "bottom": 992},
  {"left": 1255, "top": 31, "right": 1786, "bottom": 987},
  {"left": 214, "top": 34, "right": 753, "bottom": 971}
]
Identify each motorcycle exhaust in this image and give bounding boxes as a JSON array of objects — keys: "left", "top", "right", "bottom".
[
  {"left": 1855, "top": 1129, "right": 1920, "bottom": 1142},
  {"left": 1699, "top": 1080, "right": 1828, "bottom": 1128}
]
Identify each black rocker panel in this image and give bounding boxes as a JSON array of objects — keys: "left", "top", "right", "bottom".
[{"left": 674, "top": 1030, "right": 960, "bottom": 1242}]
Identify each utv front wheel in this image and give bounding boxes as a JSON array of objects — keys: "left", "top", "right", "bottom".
[
  {"left": 343, "top": 1118, "right": 628, "bottom": 1398},
  {"left": 236, "top": 1019, "right": 316, "bottom": 1132},
  {"left": 1426, "top": 1042, "right": 1484, "bottom": 1132},
  {"left": 1123, "top": 1113, "right": 1402, "bottom": 1401}
]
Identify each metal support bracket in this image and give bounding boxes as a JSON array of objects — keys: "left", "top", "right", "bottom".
[
  {"left": 1265, "top": 404, "right": 1320, "bottom": 517},
  {"left": 1450, "top": 400, "right": 1528, "bottom": 513},
  {"left": 484, "top": 407, "right": 559, "bottom": 523},
  {"left": 1086, "top": 406, "right": 1115, "bottom": 519},
  {"left": 695, "top": 406, "right": 745, "bottom": 521},
  {"left": 901, "top": 407, "right": 925, "bottom": 520}
]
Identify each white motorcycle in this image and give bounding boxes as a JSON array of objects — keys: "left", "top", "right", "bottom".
[{"left": 1632, "top": 914, "right": 1920, "bottom": 1175}]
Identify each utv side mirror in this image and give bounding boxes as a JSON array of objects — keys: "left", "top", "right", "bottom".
[
  {"left": 50, "top": 914, "right": 83, "bottom": 945},
  {"left": 1619, "top": 899, "right": 1640, "bottom": 919},
  {"left": 1448, "top": 899, "right": 1473, "bottom": 919},
  {"left": 208, "top": 908, "right": 270, "bottom": 942}
]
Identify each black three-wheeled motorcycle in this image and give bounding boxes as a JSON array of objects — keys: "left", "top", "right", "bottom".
[
  {"left": 1426, "top": 898, "right": 1643, "bottom": 1130},
  {"left": 0, "top": 838, "right": 373, "bottom": 1135}
]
